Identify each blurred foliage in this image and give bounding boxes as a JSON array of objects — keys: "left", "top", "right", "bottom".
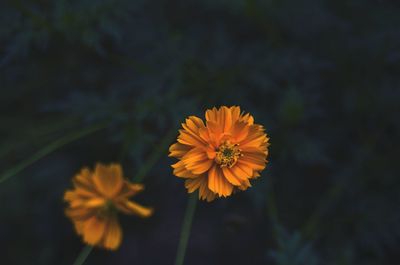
[
  {"left": 269, "top": 226, "right": 319, "bottom": 265},
  {"left": 0, "top": 0, "right": 399, "bottom": 264}
]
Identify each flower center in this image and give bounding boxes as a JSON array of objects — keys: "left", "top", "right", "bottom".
[
  {"left": 97, "top": 200, "right": 117, "bottom": 219},
  {"left": 215, "top": 141, "right": 242, "bottom": 168}
]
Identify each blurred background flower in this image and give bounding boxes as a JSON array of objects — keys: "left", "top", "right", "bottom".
[{"left": 64, "top": 163, "right": 153, "bottom": 251}]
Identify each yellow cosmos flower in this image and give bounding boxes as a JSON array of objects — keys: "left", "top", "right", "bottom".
[
  {"left": 64, "top": 163, "right": 153, "bottom": 250},
  {"left": 169, "top": 106, "right": 269, "bottom": 202}
]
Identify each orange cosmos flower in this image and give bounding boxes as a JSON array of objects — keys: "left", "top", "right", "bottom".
[
  {"left": 64, "top": 163, "right": 153, "bottom": 250},
  {"left": 169, "top": 106, "right": 269, "bottom": 202}
]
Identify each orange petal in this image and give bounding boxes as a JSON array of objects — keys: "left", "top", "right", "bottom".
[
  {"left": 182, "top": 121, "right": 208, "bottom": 144},
  {"left": 202, "top": 187, "right": 217, "bottom": 202},
  {"left": 184, "top": 116, "right": 205, "bottom": 135},
  {"left": 230, "top": 106, "right": 241, "bottom": 123},
  {"left": 239, "top": 127, "right": 267, "bottom": 148},
  {"left": 238, "top": 178, "right": 252, "bottom": 190},
  {"left": 73, "top": 220, "right": 85, "bottom": 234},
  {"left": 188, "top": 115, "right": 206, "bottom": 128},
  {"left": 241, "top": 146, "right": 268, "bottom": 155},
  {"left": 122, "top": 201, "right": 153, "bottom": 218},
  {"left": 222, "top": 106, "right": 233, "bottom": 133},
  {"left": 221, "top": 167, "right": 242, "bottom": 186},
  {"left": 65, "top": 207, "right": 95, "bottom": 220},
  {"left": 240, "top": 113, "right": 254, "bottom": 125},
  {"left": 235, "top": 162, "right": 253, "bottom": 177},
  {"left": 208, "top": 165, "right": 233, "bottom": 197},
  {"left": 231, "top": 121, "right": 249, "bottom": 143},
  {"left": 82, "top": 216, "right": 106, "bottom": 245},
  {"left": 72, "top": 168, "right": 99, "bottom": 197},
  {"left": 169, "top": 143, "right": 191, "bottom": 158},
  {"left": 206, "top": 120, "right": 223, "bottom": 137},
  {"left": 231, "top": 164, "right": 252, "bottom": 180},
  {"left": 75, "top": 187, "right": 99, "bottom": 198},
  {"left": 198, "top": 177, "right": 216, "bottom": 201},
  {"left": 185, "top": 176, "right": 205, "bottom": 193},
  {"left": 73, "top": 167, "right": 92, "bottom": 187},
  {"left": 178, "top": 130, "right": 206, "bottom": 147},
  {"left": 219, "top": 175, "right": 233, "bottom": 197},
  {"left": 102, "top": 217, "right": 122, "bottom": 250},
  {"left": 205, "top": 107, "right": 218, "bottom": 122},
  {"left": 117, "top": 182, "right": 145, "bottom": 199},
  {"left": 181, "top": 148, "right": 208, "bottom": 164},
  {"left": 207, "top": 165, "right": 218, "bottom": 193},
  {"left": 184, "top": 175, "right": 214, "bottom": 200},
  {"left": 239, "top": 155, "right": 267, "bottom": 171},
  {"left": 126, "top": 183, "right": 144, "bottom": 194},
  {"left": 172, "top": 161, "right": 198, "bottom": 178},
  {"left": 198, "top": 127, "right": 211, "bottom": 142},
  {"left": 93, "top": 163, "right": 124, "bottom": 198},
  {"left": 85, "top": 198, "right": 106, "bottom": 208},
  {"left": 185, "top": 159, "right": 213, "bottom": 175},
  {"left": 69, "top": 199, "right": 86, "bottom": 208},
  {"left": 64, "top": 190, "right": 79, "bottom": 202}
]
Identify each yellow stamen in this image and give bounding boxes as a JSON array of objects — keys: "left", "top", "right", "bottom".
[{"left": 215, "top": 141, "right": 242, "bottom": 168}]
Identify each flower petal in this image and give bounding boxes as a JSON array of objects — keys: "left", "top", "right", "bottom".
[
  {"left": 169, "top": 143, "right": 191, "bottom": 158},
  {"left": 234, "top": 162, "right": 253, "bottom": 177},
  {"left": 230, "top": 106, "right": 241, "bottom": 123},
  {"left": 72, "top": 168, "right": 99, "bottom": 197},
  {"left": 222, "top": 106, "right": 233, "bottom": 133},
  {"left": 231, "top": 164, "right": 252, "bottom": 180},
  {"left": 231, "top": 121, "right": 249, "bottom": 143},
  {"left": 178, "top": 130, "right": 207, "bottom": 147},
  {"left": 82, "top": 216, "right": 106, "bottom": 245},
  {"left": 205, "top": 107, "right": 218, "bottom": 122},
  {"left": 181, "top": 148, "right": 208, "bottom": 165},
  {"left": 221, "top": 167, "right": 242, "bottom": 186},
  {"left": 102, "top": 217, "right": 122, "bottom": 250},
  {"left": 185, "top": 159, "right": 213, "bottom": 175},
  {"left": 65, "top": 207, "right": 96, "bottom": 220},
  {"left": 185, "top": 176, "right": 206, "bottom": 193},
  {"left": 208, "top": 165, "right": 233, "bottom": 197},
  {"left": 172, "top": 161, "right": 198, "bottom": 178},
  {"left": 239, "top": 155, "right": 267, "bottom": 171},
  {"left": 93, "top": 163, "right": 124, "bottom": 198},
  {"left": 119, "top": 201, "right": 153, "bottom": 218},
  {"left": 85, "top": 198, "right": 106, "bottom": 208}
]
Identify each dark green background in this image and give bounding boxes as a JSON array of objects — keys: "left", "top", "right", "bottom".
[{"left": 1, "top": 0, "right": 399, "bottom": 264}]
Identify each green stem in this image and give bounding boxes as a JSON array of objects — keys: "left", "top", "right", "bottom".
[
  {"left": 174, "top": 194, "right": 198, "bottom": 265},
  {"left": 0, "top": 122, "right": 108, "bottom": 184},
  {"left": 133, "top": 127, "right": 176, "bottom": 183},
  {"left": 302, "top": 182, "right": 344, "bottom": 239},
  {"left": 266, "top": 177, "right": 280, "bottom": 239},
  {"left": 72, "top": 245, "right": 93, "bottom": 265}
]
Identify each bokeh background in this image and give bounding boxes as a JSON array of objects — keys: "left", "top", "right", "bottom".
[{"left": 1, "top": 0, "right": 399, "bottom": 264}]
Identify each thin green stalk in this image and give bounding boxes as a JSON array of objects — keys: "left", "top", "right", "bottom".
[
  {"left": 71, "top": 126, "right": 177, "bottom": 265},
  {"left": 72, "top": 245, "right": 93, "bottom": 265},
  {"left": 174, "top": 194, "right": 198, "bottom": 265},
  {"left": 0, "top": 122, "right": 108, "bottom": 184},
  {"left": 266, "top": 177, "right": 280, "bottom": 239},
  {"left": 133, "top": 127, "right": 177, "bottom": 183},
  {"left": 302, "top": 182, "right": 344, "bottom": 239}
]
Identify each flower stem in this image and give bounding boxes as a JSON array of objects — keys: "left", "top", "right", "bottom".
[
  {"left": 72, "top": 245, "right": 93, "bottom": 265},
  {"left": 0, "top": 122, "right": 108, "bottom": 184},
  {"left": 174, "top": 194, "right": 198, "bottom": 265},
  {"left": 133, "top": 127, "right": 177, "bottom": 183}
]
